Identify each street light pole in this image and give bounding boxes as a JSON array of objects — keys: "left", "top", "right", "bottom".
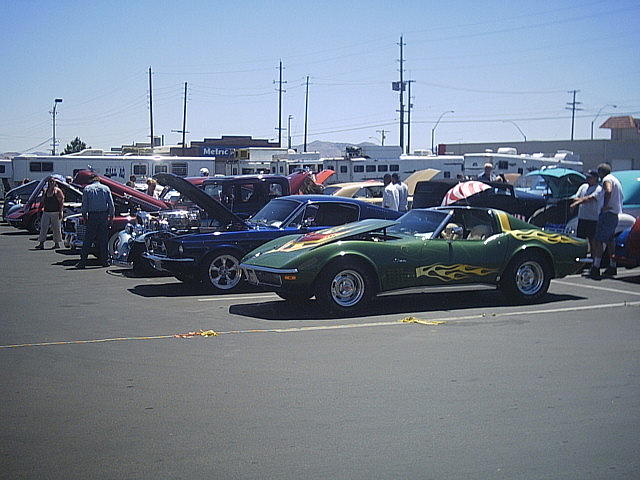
[
  {"left": 591, "top": 104, "right": 617, "bottom": 140},
  {"left": 431, "top": 110, "right": 454, "bottom": 154},
  {"left": 51, "top": 98, "right": 63, "bottom": 155},
  {"left": 503, "top": 120, "right": 527, "bottom": 142}
]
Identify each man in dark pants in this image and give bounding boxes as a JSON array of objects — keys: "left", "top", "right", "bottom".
[{"left": 77, "top": 173, "right": 115, "bottom": 269}]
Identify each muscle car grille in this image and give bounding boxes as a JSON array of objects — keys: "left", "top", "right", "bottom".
[{"left": 245, "top": 268, "right": 282, "bottom": 287}]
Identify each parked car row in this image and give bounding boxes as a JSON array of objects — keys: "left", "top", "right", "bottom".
[{"left": 3, "top": 167, "right": 638, "bottom": 314}]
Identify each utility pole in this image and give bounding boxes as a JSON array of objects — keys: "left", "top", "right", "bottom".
[
  {"left": 406, "top": 79, "right": 414, "bottom": 154},
  {"left": 304, "top": 76, "right": 309, "bottom": 152},
  {"left": 566, "top": 90, "right": 582, "bottom": 141},
  {"left": 398, "top": 36, "right": 405, "bottom": 151},
  {"left": 288, "top": 115, "right": 293, "bottom": 149},
  {"left": 50, "top": 98, "right": 63, "bottom": 155},
  {"left": 171, "top": 83, "right": 189, "bottom": 156},
  {"left": 181, "top": 82, "right": 188, "bottom": 155},
  {"left": 274, "top": 61, "right": 286, "bottom": 147},
  {"left": 148, "top": 67, "right": 154, "bottom": 149},
  {"left": 376, "top": 129, "right": 388, "bottom": 146}
]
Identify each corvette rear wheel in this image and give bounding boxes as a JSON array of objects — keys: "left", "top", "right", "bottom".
[
  {"left": 500, "top": 252, "right": 551, "bottom": 303},
  {"left": 200, "top": 251, "right": 242, "bottom": 292},
  {"left": 315, "top": 260, "right": 375, "bottom": 313}
]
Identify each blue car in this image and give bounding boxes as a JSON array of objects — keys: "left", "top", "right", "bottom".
[{"left": 143, "top": 194, "right": 402, "bottom": 292}]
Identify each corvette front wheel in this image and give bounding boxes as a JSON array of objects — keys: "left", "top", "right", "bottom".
[
  {"left": 500, "top": 252, "right": 551, "bottom": 303},
  {"left": 315, "top": 261, "right": 376, "bottom": 313}
]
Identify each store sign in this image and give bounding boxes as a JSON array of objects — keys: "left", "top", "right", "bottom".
[{"left": 202, "top": 147, "right": 236, "bottom": 157}]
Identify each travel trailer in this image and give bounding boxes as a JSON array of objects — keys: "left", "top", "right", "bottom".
[{"left": 8, "top": 150, "right": 217, "bottom": 187}]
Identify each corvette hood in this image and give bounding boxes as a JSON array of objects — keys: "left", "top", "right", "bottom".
[
  {"left": 268, "top": 218, "right": 399, "bottom": 254},
  {"left": 153, "top": 173, "right": 245, "bottom": 226}
]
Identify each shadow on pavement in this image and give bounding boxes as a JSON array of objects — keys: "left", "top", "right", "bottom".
[
  {"left": 127, "top": 282, "right": 266, "bottom": 298},
  {"left": 229, "top": 291, "right": 584, "bottom": 321}
]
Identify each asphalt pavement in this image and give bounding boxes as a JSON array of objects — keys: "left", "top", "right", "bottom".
[{"left": 1, "top": 223, "right": 639, "bottom": 479}]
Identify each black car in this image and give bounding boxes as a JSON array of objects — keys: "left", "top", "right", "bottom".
[
  {"left": 143, "top": 195, "right": 403, "bottom": 292},
  {"left": 2, "top": 180, "right": 39, "bottom": 222}
]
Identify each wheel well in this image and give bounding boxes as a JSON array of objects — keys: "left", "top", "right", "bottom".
[
  {"left": 201, "top": 246, "right": 244, "bottom": 265},
  {"left": 504, "top": 247, "right": 555, "bottom": 279},
  {"left": 316, "top": 254, "right": 380, "bottom": 293}
]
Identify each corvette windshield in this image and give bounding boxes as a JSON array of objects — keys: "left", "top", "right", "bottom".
[
  {"left": 387, "top": 210, "right": 449, "bottom": 238},
  {"left": 249, "top": 199, "right": 299, "bottom": 227}
]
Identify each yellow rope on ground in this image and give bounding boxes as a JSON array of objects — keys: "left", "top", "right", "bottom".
[{"left": 400, "top": 316, "right": 447, "bottom": 325}]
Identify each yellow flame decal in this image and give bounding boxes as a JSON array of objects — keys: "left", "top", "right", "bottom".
[
  {"left": 508, "top": 229, "right": 582, "bottom": 245},
  {"left": 415, "top": 263, "right": 497, "bottom": 282},
  {"left": 496, "top": 211, "right": 512, "bottom": 231}
]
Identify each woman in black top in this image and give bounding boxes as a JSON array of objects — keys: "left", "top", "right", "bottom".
[{"left": 35, "top": 177, "right": 65, "bottom": 249}]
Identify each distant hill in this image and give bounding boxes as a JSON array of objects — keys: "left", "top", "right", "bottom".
[{"left": 292, "top": 141, "right": 377, "bottom": 158}]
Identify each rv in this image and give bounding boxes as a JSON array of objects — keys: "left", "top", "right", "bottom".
[{"left": 8, "top": 150, "right": 217, "bottom": 187}]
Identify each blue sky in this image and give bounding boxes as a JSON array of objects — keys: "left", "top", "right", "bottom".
[{"left": 1, "top": 0, "right": 639, "bottom": 154}]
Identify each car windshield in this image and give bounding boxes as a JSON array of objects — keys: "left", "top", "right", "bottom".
[
  {"left": 515, "top": 174, "right": 549, "bottom": 196},
  {"left": 249, "top": 198, "right": 299, "bottom": 227},
  {"left": 387, "top": 209, "right": 449, "bottom": 238},
  {"left": 322, "top": 186, "right": 341, "bottom": 196}
]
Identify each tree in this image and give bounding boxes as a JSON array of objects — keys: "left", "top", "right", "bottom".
[{"left": 63, "top": 137, "right": 90, "bottom": 155}]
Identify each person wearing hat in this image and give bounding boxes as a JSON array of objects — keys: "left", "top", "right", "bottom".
[
  {"left": 570, "top": 170, "right": 604, "bottom": 266},
  {"left": 76, "top": 173, "right": 115, "bottom": 269},
  {"left": 477, "top": 163, "right": 497, "bottom": 182}
]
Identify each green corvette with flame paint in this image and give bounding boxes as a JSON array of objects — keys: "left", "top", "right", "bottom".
[{"left": 240, "top": 206, "right": 588, "bottom": 313}]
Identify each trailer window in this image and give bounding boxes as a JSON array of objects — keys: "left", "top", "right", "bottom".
[
  {"left": 354, "top": 165, "right": 364, "bottom": 173},
  {"left": 340, "top": 166, "right": 348, "bottom": 173},
  {"left": 326, "top": 165, "right": 334, "bottom": 171},
  {"left": 171, "top": 162, "right": 188, "bottom": 177},
  {"left": 390, "top": 164, "right": 399, "bottom": 172},
  {"left": 30, "top": 162, "right": 53, "bottom": 172},
  {"left": 378, "top": 165, "right": 388, "bottom": 172},
  {"left": 132, "top": 164, "right": 147, "bottom": 176},
  {"left": 366, "top": 165, "right": 376, "bottom": 173},
  {"left": 154, "top": 165, "right": 168, "bottom": 174},
  {"left": 497, "top": 160, "right": 509, "bottom": 170},
  {"left": 0, "top": 165, "right": 5, "bottom": 173}
]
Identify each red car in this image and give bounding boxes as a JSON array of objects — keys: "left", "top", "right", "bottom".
[
  {"left": 6, "top": 175, "right": 83, "bottom": 233},
  {"left": 63, "top": 171, "right": 170, "bottom": 255}
]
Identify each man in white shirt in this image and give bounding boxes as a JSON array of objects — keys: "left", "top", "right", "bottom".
[
  {"left": 570, "top": 170, "right": 603, "bottom": 267},
  {"left": 392, "top": 173, "right": 409, "bottom": 212},
  {"left": 382, "top": 174, "right": 399, "bottom": 211},
  {"left": 590, "top": 163, "right": 624, "bottom": 278}
]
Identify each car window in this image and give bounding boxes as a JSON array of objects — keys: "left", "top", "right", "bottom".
[
  {"left": 388, "top": 210, "right": 449, "bottom": 238},
  {"left": 447, "top": 209, "right": 498, "bottom": 241}
]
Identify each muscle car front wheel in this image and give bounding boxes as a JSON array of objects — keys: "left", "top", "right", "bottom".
[
  {"left": 315, "top": 260, "right": 375, "bottom": 313},
  {"left": 200, "top": 251, "right": 242, "bottom": 292},
  {"left": 500, "top": 252, "right": 551, "bottom": 303}
]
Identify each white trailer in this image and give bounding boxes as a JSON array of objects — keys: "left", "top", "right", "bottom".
[{"left": 9, "top": 150, "right": 217, "bottom": 186}]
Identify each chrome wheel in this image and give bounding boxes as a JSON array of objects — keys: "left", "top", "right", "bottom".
[
  {"left": 330, "top": 269, "right": 365, "bottom": 307},
  {"left": 206, "top": 254, "right": 241, "bottom": 290},
  {"left": 108, "top": 233, "right": 121, "bottom": 258},
  {"left": 515, "top": 260, "right": 544, "bottom": 295}
]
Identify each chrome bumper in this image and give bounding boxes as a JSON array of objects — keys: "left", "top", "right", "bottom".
[{"left": 142, "top": 252, "right": 195, "bottom": 272}]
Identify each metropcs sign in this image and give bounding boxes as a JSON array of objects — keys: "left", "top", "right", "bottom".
[{"left": 202, "top": 147, "right": 236, "bottom": 157}]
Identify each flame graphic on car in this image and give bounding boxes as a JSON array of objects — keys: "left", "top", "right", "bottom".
[
  {"left": 274, "top": 224, "right": 357, "bottom": 253},
  {"left": 508, "top": 230, "right": 582, "bottom": 245},
  {"left": 415, "top": 264, "right": 497, "bottom": 282}
]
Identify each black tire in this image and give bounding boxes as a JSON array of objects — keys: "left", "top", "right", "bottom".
[
  {"left": 28, "top": 214, "right": 41, "bottom": 234},
  {"left": 131, "top": 246, "right": 155, "bottom": 275},
  {"left": 199, "top": 251, "right": 243, "bottom": 293},
  {"left": 315, "top": 259, "right": 376, "bottom": 313},
  {"left": 499, "top": 251, "right": 551, "bottom": 303}
]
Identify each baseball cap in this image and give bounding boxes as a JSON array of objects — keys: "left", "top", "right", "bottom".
[{"left": 586, "top": 169, "right": 598, "bottom": 178}]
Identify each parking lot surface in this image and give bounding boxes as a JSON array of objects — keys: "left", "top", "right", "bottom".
[{"left": 1, "top": 223, "right": 639, "bottom": 479}]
